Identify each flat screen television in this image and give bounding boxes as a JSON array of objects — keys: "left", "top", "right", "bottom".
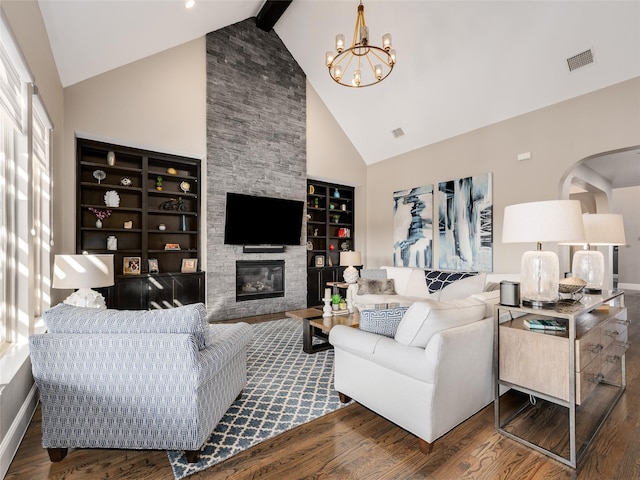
[{"left": 224, "top": 192, "right": 304, "bottom": 246}]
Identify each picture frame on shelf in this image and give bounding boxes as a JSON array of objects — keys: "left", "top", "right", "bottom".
[
  {"left": 181, "top": 258, "right": 198, "bottom": 273},
  {"left": 148, "top": 258, "right": 159, "bottom": 274},
  {"left": 315, "top": 255, "right": 325, "bottom": 267},
  {"left": 123, "top": 257, "right": 141, "bottom": 275}
]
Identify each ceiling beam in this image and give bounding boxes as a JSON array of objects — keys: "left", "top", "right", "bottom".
[{"left": 256, "top": 0, "right": 293, "bottom": 32}]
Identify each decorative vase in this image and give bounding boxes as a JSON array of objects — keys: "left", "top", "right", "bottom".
[
  {"left": 107, "top": 235, "right": 117, "bottom": 250},
  {"left": 180, "top": 214, "right": 187, "bottom": 232},
  {"left": 96, "top": 219, "right": 102, "bottom": 228},
  {"left": 333, "top": 188, "right": 340, "bottom": 198},
  {"left": 107, "top": 151, "right": 116, "bottom": 166}
]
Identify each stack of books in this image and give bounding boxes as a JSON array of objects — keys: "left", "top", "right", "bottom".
[{"left": 523, "top": 318, "right": 567, "bottom": 332}]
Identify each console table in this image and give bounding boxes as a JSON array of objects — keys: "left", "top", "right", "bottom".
[{"left": 494, "top": 290, "right": 628, "bottom": 467}]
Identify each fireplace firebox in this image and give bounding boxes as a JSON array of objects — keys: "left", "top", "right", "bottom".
[{"left": 236, "top": 260, "right": 285, "bottom": 301}]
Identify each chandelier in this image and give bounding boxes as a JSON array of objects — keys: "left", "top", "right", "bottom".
[{"left": 325, "top": 1, "right": 396, "bottom": 88}]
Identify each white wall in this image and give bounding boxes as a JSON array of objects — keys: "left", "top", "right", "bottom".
[
  {"left": 62, "top": 38, "right": 208, "bottom": 274},
  {"left": 613, "top": 185, "right": 640, "bottom": 289},
  {"left": 306, "top": 84, "right": 367, "bottom": 253},
  {"left": 365, "top": 77, "right": 640, "bottom": 275},
  {"left": 0, "top": 1, "right": 64, "bottom": 476}
]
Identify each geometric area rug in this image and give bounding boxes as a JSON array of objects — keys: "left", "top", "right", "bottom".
[{"left": 167, "top": 317, "right": 351, "bottom": 479}]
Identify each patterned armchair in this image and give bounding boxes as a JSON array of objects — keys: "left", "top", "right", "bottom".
[{"left": 29, "top": 303, "right": 252, "bottom": 463}]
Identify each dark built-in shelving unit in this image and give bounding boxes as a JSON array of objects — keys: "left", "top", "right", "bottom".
[
  {"left": 76, "top": 138, "right": 204, "bottom": 309},
  {"left": 306, "top": 179, "right": 355, "bottom": 306}
]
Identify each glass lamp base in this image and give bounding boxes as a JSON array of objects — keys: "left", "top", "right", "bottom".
[
  {"left": 521, "top": 250, "right": 559, "bottom": 306},
  {"left": 572, "top": 249, "right": 604, "bottom": 292},
  {"left": 522, "top": 298, "right": 559, "bottom": 308}
]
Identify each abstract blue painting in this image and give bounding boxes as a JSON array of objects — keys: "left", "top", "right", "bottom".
[
  {"left": 393, "top": 185, "right": 433, "bottom": 268},
  {"left": 438, "top": 173, "right": 493, "bottom": 272}
]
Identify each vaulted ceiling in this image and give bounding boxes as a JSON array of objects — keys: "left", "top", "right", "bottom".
[{"left": 38, "top": 1, "right": 640, "bottom": 170}]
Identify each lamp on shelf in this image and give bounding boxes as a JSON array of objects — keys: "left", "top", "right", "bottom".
[
  {"left": 53, "top": 254, "right": 114, "bottom": 309},
  {"left": 568, "top": 214, "right": 626, "bottom": 293},
  {"left": 340, "top": 251, "right": 362, "bottom": 284},
  {"left": 502, "top": 200, "right": 585, "bottom": 308}
]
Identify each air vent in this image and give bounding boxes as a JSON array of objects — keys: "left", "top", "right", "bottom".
[
  {"left": 391, "top": 127, "right": 405, "bottom": 139},
  {"left": 567, "top": 49, "right": 594, "bottom": 72}
]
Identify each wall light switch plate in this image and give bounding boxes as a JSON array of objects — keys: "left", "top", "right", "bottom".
[{"left": 517, "top": 152, "right": 532, "bottom": 161}]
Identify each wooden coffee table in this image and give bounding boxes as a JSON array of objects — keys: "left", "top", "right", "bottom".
[{"left": 285, "top": 308, "right": 359, "bottom": 354}]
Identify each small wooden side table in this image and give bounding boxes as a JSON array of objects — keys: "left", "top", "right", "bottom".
[{"left": 286, "top": 308, "right": 360, "bottom": 354}]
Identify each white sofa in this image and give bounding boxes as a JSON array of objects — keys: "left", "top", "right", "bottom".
[
  {"left": 332, "top": 268, "right": 517, "bottom": 453},
  {"left": 349, "top": 265, "right": 517, "bottom": 310}
]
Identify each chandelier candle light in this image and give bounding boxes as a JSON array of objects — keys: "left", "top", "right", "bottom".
[{"left": 325, "top": 1, "right": 395, "bottom": 87}]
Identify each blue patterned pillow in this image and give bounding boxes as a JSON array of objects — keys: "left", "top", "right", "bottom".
[
  {"left": 43, "top": 303, "right": 209, "bottom": 350},
  {"left": 359, "top": 306, "right": 409, "bottom": 337},
  {"left": 424, "top": 270, "right": 478, "bottom": 294}
]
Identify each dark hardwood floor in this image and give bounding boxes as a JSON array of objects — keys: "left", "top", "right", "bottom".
[{"left": 6, "top": 292, "right": 640, "bottom": 479}]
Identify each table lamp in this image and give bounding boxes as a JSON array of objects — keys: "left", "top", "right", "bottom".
[
  {"left": 340, "top": 251, "right": 362, "bottom": 284},
  {"left": 52, "top": 254, "right": 114, "bottom": 309},
  {"left": 570, "top": 214, "right": 626, "bottom": 293},
  {"left": 502, "top": 200, "right": 584, "bottom": 307}
]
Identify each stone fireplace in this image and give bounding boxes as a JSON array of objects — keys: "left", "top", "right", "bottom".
[
  {"left": 206, "top": 18, "right": 307, "bottom": 320},
  {"left": 236, "top": 260, "right": 285, "bottom": 302}
]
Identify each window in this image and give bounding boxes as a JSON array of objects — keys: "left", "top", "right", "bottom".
[{"left": 1, "top": 14, "right": 52, "bottom": 351}]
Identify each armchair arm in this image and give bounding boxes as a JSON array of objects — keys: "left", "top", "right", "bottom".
[
  {"left": 425, "top": 317, "right": 494, "bottom": 435},
  {"left": 197, "top": 323, "right": 252, "bottom": 384},
  {"left": 330, "top": 325, "right": 435, "bottom": 383}
]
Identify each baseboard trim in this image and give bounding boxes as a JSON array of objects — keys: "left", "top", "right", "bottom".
[
  {"left": 0, "top": 384, "right": 38, "bottom": 479},
  {"left": 618, "top": 283, "right": 640, "bottom": 291}
]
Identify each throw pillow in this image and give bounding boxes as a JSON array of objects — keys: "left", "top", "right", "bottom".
[
  {"left": 437, "top": 272, "right": 486, "bottom": 301},
  {"left": 359, "top": 306, "right": 409, "bottom": 337},
  {"left": 44, "top": 302, "right": 210, "bottom": 350},
  {"left": 360, "top": 269, "right": 388, "bottom": 280},
  {"left": 394, "top": 298, "right": 486, "bottom": 348},
  {"left": 424, "top": 270, "right": 479, "bottom": 294},
  {"left": 404, "top": 269, "right": 433, "bottom": 298},
  {"left": 357, "top": 278, "right": 397, "bottom": 295}
]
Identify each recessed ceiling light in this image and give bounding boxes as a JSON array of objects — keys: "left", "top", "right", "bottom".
[{"left": 185, "top": 0, "right": 195, "bottom": 9}]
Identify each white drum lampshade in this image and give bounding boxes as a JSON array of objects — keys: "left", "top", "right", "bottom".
[
  {"left": 53, "top": 254, "right": 115, "bottom": 309},
  {"left": 570, "top": 214, "right": 626, "bottom": 293},
  {"left": 502, "top": 200, "right": 585, "bottom": 307},
  {"left": 340, "top": 251, "right": 362, "bottom": 284}
]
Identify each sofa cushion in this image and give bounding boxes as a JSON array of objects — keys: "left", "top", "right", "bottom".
[
  {"left": 404, "top": 269, "right": 434, "bottom": 299},
  {"left": 357, "top": 278, "right": 397, "bottom": 295},
  {"left": 381, "top": 266, "right": 416, "bottom": 295},
  {"left": 43, "top": 302, "right": 210, "bottom": 350},
  {"left": 437, "top": 272, "right": 486, "bottom": 301},
  {"left": 394, "top": 298, "right": 486, "bottom": 348},
  {"left": 359, "top": 306, "right": 409, "bottom": 337},
  {"left": 424, "top": 270, "right": 479, "bottom": 294},
  {"left": 360, "top": 269, "right": 388, "bottom": 280},
  {"left": 470, "top": 290, "right": 501, "bottom": 318}
]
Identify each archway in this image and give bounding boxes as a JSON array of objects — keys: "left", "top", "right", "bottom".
[{"left": 559, "top": 146, "right": 640, "bottom": 290}]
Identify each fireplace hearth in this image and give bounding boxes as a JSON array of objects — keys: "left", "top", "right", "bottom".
[{"left": 236, "top": 260, "right": 285, "bottom": 301}]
